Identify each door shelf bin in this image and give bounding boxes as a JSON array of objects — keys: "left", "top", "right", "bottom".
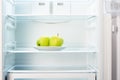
[
  {"left": 7, "top": 66, "right": 96, "bottom": 80},
  {"left": 105, "top": 0, "right": 120, "bottom": 13}
]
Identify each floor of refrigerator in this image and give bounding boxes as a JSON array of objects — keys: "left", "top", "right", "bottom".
[{"left": 7, "top": 65, "right": 96, "bottom": 80}]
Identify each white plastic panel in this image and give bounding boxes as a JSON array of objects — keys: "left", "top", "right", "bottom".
[
  {"left": 12, "top": 0, "right": 96, "bottom": 15},
  {"left": 15, "top": 53, "right": 88, "bottom": 66},
  {"left": 71, "top": 1, "right": 97, "bottom": 15},
  {"left": 32, "top": 1, "right": 50, "bottom": 15},
  {"left": 15, "top": 2, "right": 32, "bottom": 14},
  {"left": 6, "top": 0, "right": 14, "bottom": 15},
  {"left": 53, "top": 1, "right": 70, "bottom": 15},
  {"left": 7, "top": 65, "right": 96, "bottom": 80}
]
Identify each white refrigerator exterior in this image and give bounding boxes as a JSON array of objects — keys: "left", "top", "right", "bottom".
[
  {"left": 0, "top": 0, "right": 3, "bottom": 80},
  {"left": 114, "top": 16, "right": 120, "bottom": 80},
  {"left": 0, "top": 0, "right": 112, "bottom": 80},
  {"left": 117, "top": 16, "right": 120, "bottom": 80}
]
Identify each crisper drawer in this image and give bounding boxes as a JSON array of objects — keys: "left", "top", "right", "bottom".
[
  {"left": 7, "top": 66, "right": 96, "bottom": 80},
  {"left": 7, "top": 73, "right": 96, "bottom": 80}
]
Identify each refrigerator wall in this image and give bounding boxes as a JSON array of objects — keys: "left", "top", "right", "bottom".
[{"left": 2, "top": 0, "right": 15, "bottom": 79}]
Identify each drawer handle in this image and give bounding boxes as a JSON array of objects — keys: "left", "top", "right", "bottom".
[
  {"left": 38, "top": 3, "right": 45, "bottom": 6},
  {"left": 57, "top": 3, "right": 64, "bottom": 6}
]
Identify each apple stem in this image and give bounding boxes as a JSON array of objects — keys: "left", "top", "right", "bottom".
[{"left": 57, "top": 33, "right": 59, "bottom": 37}]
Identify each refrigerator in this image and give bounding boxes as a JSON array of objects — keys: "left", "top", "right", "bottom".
[
  {"left": 105, "top": 0, "right": 120, "bottom": 80},
  {"left": 0, "top": 0, "right": 112, "bottom": 80}
]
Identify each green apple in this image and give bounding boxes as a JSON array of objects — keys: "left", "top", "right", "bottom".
[
  {"left": 36, "top": 39, "right": 40, "bottom": 46},
  {"left": 36, "top": 37, "right": 49, "bottom": 46},
  {"left": 49, "top": 35, "right": 64, "bottom": 46},
  {"left": 59, "top": 38, "right": 63, "bottom": 46}
]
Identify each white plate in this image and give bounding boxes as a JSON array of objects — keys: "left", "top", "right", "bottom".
[{"left": 34, "top": 46, "right": 65, "bottom": 51}]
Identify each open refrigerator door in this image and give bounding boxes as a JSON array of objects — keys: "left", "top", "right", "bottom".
[{"left": 105, "top": 0, "right": 120, "bottom": 80}]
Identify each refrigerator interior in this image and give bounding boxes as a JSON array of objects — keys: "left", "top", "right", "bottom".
[{"left": 2, "top": 0, "right": 102, "bottom": 80}]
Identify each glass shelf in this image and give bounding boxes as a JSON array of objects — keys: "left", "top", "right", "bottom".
[
  {"left": 6, "top": 15, "right": 97, "bottom": 23},
  {"left": 8, "top": 14, "right": 97, "bottom": 17},
  {"left": 7, "top": 47, "right": 96, "bottom": 54},
  {"left": 7, "top": 15, "right": 96, "bottom": 20},
  {"left": 8, "top": 65, "right": 96, "bottom": 73}
]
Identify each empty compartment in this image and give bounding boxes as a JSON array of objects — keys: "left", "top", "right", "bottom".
[{"left": 4, "top": 15, "right": 98, "bottom": 71}]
